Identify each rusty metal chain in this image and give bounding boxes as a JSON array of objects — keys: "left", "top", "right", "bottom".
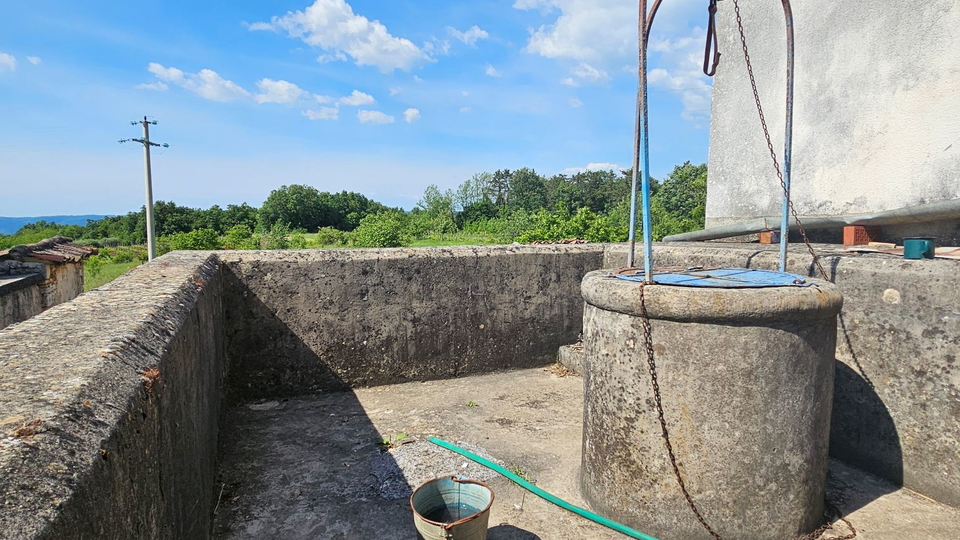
[
  {"left": 732, "top": 0, "right": 829, "bottom": 282},
  {"left": 637, "top": 282, "right": 724, "bottom": 540},
  {"left": 638, "top": 280, "right": 857, "bottom": 540}
]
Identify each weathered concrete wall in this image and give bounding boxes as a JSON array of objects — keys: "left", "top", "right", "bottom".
[
  {"left": 0, "top": 252, "right": 226, "bottom": 539},
  {"left": 605, "top": 243, "right": 960, "bottom": 508},
  {"left": 0, "top": 274, "right": 43, "bottom": 329},
  {"left": 706, "top": 1, "right": 960, "bottom": 236},
  {"left": 220, "top": 245, "right": 605, "bottom": 400}
]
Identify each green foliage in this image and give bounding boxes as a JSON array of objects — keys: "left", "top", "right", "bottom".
[
  {"left": 85, "top": 253, "right": 106, "bottom": 278},
  {"left": 259, "top": 185, "right": 394, "bottom": 232},
  {"left": 163, "top": 228, "right": 221, "bottom": 251},
  {"left": 507, "top": 168, "right": 549, "bottom": 212},
  {"left": 315, "top": 226, "right": 347, "bottom": 246},
  {"left": 261, "top": 222, "right": 291, "bottom": 250},
  {"left": 288, "top": 229, "right": 308, "bottom": 249},
  {"left": 656, "top": 161, "right": 707, "bottom": 219},
  {"left": 515, "top": 206, "right": 627, "bottom": 243},
  {"left": 352, "top": 212, "right": 410, "bottom": 248},
  {"left": 222, "top": 224, "right": 257, "bottom": 250}
]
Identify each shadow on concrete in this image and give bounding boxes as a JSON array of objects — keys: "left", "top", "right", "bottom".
[
  {"left": 827, "top": 314, "right": 903, "bottom": 513},
  {"left": 215, "top": 272, "right": 418, "bottom": 539},
  {"left": 221, "top": 268, "right": 352, "bottom": 401},
  {"left": 487, "top": 524, "right": 543, "bottom": 539}
]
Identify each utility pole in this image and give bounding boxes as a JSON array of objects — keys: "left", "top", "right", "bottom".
[{"left": 120, "top": 117, "right": 169, "bottom": 261}]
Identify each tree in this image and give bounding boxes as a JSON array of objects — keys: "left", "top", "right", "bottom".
[
  {"left": 506, "top": 168, "right": 548, "bottom": 213},
  {"left": 259, "top": 185, "right": 326, "bottom": 232},
  {"left": 655, "top": 161, "right": 707, "bottom": 218},
  {"left": 455, "top": 172, "right": 493, "bottom": 211}
]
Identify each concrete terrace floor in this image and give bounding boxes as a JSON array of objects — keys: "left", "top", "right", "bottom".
[{"left": 213, "top": 369, "right": 960, "bottom": 540}]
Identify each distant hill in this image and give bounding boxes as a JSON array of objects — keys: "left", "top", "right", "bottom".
[{"left": 0, "top": 215, "right": 108, "bottom": 235}]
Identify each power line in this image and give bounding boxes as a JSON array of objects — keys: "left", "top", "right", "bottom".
[{"left": 119, "top": 117, "right": 169, "bottom": 261}]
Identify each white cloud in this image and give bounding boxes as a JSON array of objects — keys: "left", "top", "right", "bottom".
[
  {"left": 568, "top": 97, "right": 583, "bottom": 108},
  {"left": 255, "top": 78, "right": 309, "bottom": 104},
  {"left": 572, "top": 62, "right": 608, "bottom": 83},
  {"left": 513, "top": 0, "right": 556, "bottom": 9},
  {"left": 403, "top": 108, "right": 420, "bottom": 123},
  {"left": 357, "top": 109, "right": 394, "bottom": 124},
  {"left": 191, "top": 69, "right": 251, "bottom": 101},
  {"left": 423, "top": 38, "right": 451, "bottom": 56},
  {"left": 447, "top": 25, "right": 489, "bottom": 46},
  {"left": 338, "top": 89, "right": 376, "bottom": 106},
  {"left": 302, "top": 107, "right": 339, "bottom": 120},
  {"left": 146, "top": 63, "right": 250, "bottom": 102},
  {"left": 560, "top": 62, "right": 608, "bottom": 87},
  {"left": 317, "top": 50, "right": 347, "bottom": 63},
  {"left": 0, "top": 53, "right": 16, "bottom": 72},
  {"left": 26, "top": 56, "right": 41, "bottom": 66},
  {"left": 515, "top": 0, "right": 634, "bottom": 62},
  {"left": 485, "top": 63, "right": 501, "bottom": 78},
  {"left": 389, "top": 87, "right": 401, "bottom": 96},
  {"left": 252, "top": 0, "right": 429, "bottom": 72},
  {"left": 147, "top": 62, "right": 184, "bottom": 83},
  {"left": 136, "top": 81, "right": 169, "bottom": 91},
  {"left": 315, "top": 94, "right": 334, "bottom": 104},
  {"left": 645, "top": 28, "right": 714, "bottom": 121},
  {"left": 459, "top": 106, "right": 472, "bottom": 113},
  {"left": 413, "top": 75, "right": 423, "bottom": 83},
  {"left": 561, "top": 162, "right": 622, "bottom": 175}
]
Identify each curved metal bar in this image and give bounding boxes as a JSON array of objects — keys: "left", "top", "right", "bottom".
[
  {"left": 627, "top": 0, "right": 658, "bottom": 280},
  {"left": 645, "top": 0, "right": 664, "bottom": 43},
  {"left": 778, "top": 0, "right": 795, "bottom": 272}
]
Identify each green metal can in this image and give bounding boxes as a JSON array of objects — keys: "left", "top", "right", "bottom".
[{"left": 903, "top": 237, "right": 936, "bottom": 259}]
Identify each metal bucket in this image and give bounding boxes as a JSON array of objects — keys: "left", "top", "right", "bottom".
[{"left": 410, "top": 477, "right": 493, "bottom": 540}]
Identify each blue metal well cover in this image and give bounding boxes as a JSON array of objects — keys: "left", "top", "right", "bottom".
[{"left": 615, "top": 267, "right": 812, "bottom": 288}]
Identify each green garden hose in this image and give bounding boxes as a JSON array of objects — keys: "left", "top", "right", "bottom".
[{"left": 428, "top": 437, "right": 660, "bottom": 540}]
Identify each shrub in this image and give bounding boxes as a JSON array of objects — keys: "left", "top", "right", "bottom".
[
  {"left": 288, "top": 229, "right": 308, "bottom": 249},
  {"left": 222, "top": 224, "right": 257, "bottom": 250},
  {"left": 352, "top": 212, "right": 410, "bottom": 247},
  {"left": 164, "top": 229, "right": 220, "bottom": 251},
  {"left": 85, "top": 254, "right": 106, "bottom": 278},
  {"left": 261, "top": 222, "right": 290, "bottom": 250},
  {"left": 315, "top": 227, "right": 346, "bottom": 246}
]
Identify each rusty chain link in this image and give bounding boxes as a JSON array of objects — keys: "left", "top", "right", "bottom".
[
  {"left": 732, "top": 0, "right": 829, "bottom": 282},
  {"left": 637, "top": 282, "right": 724, "bottom": 540}
]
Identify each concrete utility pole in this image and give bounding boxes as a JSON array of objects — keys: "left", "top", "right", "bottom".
[{"left": 120, "top": 117, "right": 168, "bottom": 261}]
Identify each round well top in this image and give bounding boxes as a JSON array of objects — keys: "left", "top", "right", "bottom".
[{"left": 582, "top": 269, "right": 843, "bottom": 323}]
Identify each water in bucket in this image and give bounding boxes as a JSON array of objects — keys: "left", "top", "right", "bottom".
[{"left": 410, "top": 477, "right": 494, "bottom": 540}]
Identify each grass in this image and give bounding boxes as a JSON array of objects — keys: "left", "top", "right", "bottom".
[
  {"left": 84, "top": 261, "right": 140, "bottom": 291},
  {"left": 377, "top": 432, "right": 410, "bottom": 451}
]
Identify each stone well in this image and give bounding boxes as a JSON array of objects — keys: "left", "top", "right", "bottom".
[{"left": 579, "top": 269, "right": 843, "bottom": 540}]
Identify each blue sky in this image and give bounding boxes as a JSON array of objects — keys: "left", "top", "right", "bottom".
[{"left": 0, "top": 0, "right": 713, "bottom": 216}]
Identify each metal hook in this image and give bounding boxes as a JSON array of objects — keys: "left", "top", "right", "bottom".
[{"left": 703, "top": 0, "right": 721, "bottom": 76}]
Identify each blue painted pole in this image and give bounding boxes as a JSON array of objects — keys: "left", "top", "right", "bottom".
[
  {"left": 638, "top": 0, "right": 654, "bottom": 281},
  {"left": 778, "top": 0, "right": 795, "bottom": 272}
]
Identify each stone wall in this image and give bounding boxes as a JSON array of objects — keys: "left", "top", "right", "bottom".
[
  {"left": 706, "top": 0, "right": 960, "bottom": 242},
  {"left": 605, "top": 243, "right": 960, "bottom": 508},
  {"left": 0, "top": 274, "right": 42, "bottom": 329},
  {"left": 0, "top": 252, "right": 226, "bottom": 539},
  {"left": 38, "top": 263, "right": 85, "bottom": 310},
  {"left": 220, "top": 245, "right": 605, "bottom": 400}
]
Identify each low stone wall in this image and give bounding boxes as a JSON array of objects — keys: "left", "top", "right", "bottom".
[
  {"left": 605, "top": 243, "right": 960, "bottom": 508},
  {"left": 0, "top": 273, "right": 43, "bottom": 329},
  {"left": 220, "top": 245, "right": 605, "bottom": 400},
  {"left": 0, "top": 252, "right": 226, "bottom": 539}
]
